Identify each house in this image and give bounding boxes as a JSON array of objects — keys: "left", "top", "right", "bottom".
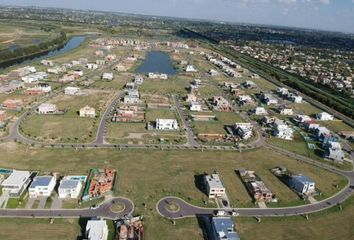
[
  {"left": 1, "top": 170, "right": 31, "bottom": 197},
  {"left": 289, "top": 175, "right": 316, "bottom": 195},
  {"left": 96, "top": 60, "right": 106, "bottom": 65},
  {"left": 209, "top": 69, "right": 219, "bottom": 76},
  {"left": 190, "top": 102, "right": 202, "bottom": 112},
  {"left": 125, "top": 82, "right": 135, "bottom": 90},
  {"left": 314, "top": 126, "right": 330, "bottom": 140},
  {"left": 134, "top": 75, "right": 144, "bottom": 85},
  {"left": 186, "top": 93, "right": 197, "bottom": 103},
  {"left": 37, "top": 103, "right": 57, "bottom": 114},
  {"left": 59, "top": 74, "right": 76, "bottom": 83},
  {"left": 211, "top": 217, "right": 240, "bottom": 240},
  {"left": 238, "top": 95, "right": 254, "bottom": 105},
  {"left": 71, "top": 69, "right": 84, "bottom": 77},
  {"left": 234, "top": 123, "right": 253, "bottom": 140},
  {"left": 324, "top": 142, "right": 345, "bottom": 162},
  {"left": 123, "top": 90, "right": 140, "bottom": 104},
  {"left": 294, "top": 115, "right": 312, "bottom": 124},
  {"left": 113, "top": 64, "right": 127, "bottom": 72},
  {"left": 251, "top": 73, "right": 260, "bottom": 79},
  {"left": 212, "top": 96, "right": 231, "bottom": 111},
  {"left": 186, "top": 65, "right": 197, "bottom": 72},
  {"left": 86, "top": 63, "right": 98, "bottom": 69},
  {"left": 85, "top": 220, "right": 109, "bottom": 240},
  {"left": 254, "top": 107, "right": 268, "bottom": 115},
  {"left": 105, "top": 54, "right": 117, "bottom": 62},
  {"left": 304, "top": 121, "right": 320, "bottom": 132},
  {"left": 204, "top": 174, "right": 225, "bottom": 198},
  {"left": 80, "top": 106, "right": 96, "bottom": 118},
  {"left": 0, "top": 80, "right": 24, "bottom": 94},
  {"left": 47, "top": 66, "right": 66, "bottom": 74},
  {"left": 192, "top": 79, "right": 202, "bottom": 86},
  {"left": 0, "top": 110, "right": 6, "bottom": 122},
  {"left": 22, "top": 72, "right": 48, "bottom": 83},
  {"left": 242, "top": 80, "right": 256, "bottom": 89},
  {"left": 261, "top": 93, "right": 278, "bottom": 105},
  {"left": 156, "top": 119, "right": 178, "bottom": 130},
  {"left": 289, "top": 94, "right": 302, "bottom": 103},
  {"left": 273, "top": 122, "right": 293, "bottom": 140},
  {"left": 65, "top": 86, "right": 81, "bottom": 95},
  {"left": 2, "top": 99, "right": 23, "bottom": 110},
  {"left": 102, "top": 72, "right": 113, "bottom": 81},
  {"left": 41, "top": 60, "right": 54, "bottom": 66},
  {"left": 279, "top": 107, "right": 294, "bottom": 116},
  {"left": 58, "top": 179, "right": 82, "bottom": 198},
  {"left": 28, "top": 176, "right": 56, "bottom": 198},
  {"left": 316, "top": 112, "right": 334, "bottom": 121},
  {"left": 277, "top": 87, "right": 289, "bottom": 96}
]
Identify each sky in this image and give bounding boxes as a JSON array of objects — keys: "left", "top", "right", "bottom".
[{"left": 1, "top": 0, "right": 354, "bottom": 33}]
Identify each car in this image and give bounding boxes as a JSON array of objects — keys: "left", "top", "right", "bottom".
[{"left": 90, "top": 204, "right": 99, "bottom": 210}]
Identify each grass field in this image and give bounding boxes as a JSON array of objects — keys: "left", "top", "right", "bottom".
[
  {"left": 19, "top": 92, "right": 112, "bottom": 143},
  {"left": 192, "top": 111, "right": 245, "bottom": 134},
  {"left": 139, "top": 77, "right": 190, "bottom": 95},
  {"left": 235, "top": 196, "right": 354, "bottom": 240},
  {"left": 0, "top": 143, "right": 348, "bottom": 239}
]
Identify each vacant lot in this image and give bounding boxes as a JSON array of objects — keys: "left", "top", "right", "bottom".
[
  {"left": 0, "top": 218, "right": 80, "bottom": 240},
  {"left": 20, "top": 92, "right": 112, "bottom": 143}
]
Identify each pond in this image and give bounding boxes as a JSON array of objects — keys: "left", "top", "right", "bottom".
[{"left": 136, "top": 51, "right": 177, "bottom": 75}]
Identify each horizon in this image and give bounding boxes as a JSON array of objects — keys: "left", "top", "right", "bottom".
[{"left": 0, "top": 0, "right": 353, "bottom": 34}]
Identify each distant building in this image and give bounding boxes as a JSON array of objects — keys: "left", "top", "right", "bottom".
[
  {"left": 190, "top": 102, "right": 202, "bottom": 112},
  {"left": 204, "top": 174, "right": 225, "bottom": 198},
  {"left": 324, "top": 142, "right": 345, "bottom": 162},
  {"left": 211, "top": 217, "right": 240, "bottom": 240},
  {"left": 261, "top": 93, "right": 278, "bottom": 105},
  {"left": 28, "top": 176, "right": 56, "bottom": 198},
  {"left": 85, "top": 220, "right": 108, "bottom": 240},
  {"left": 80, "top": 106, "right": 96, "bottom": 118},
  {"left": 156, "top": 119, "right": 178, "bottom": 130},
  {"left": 186, "top": 65, "right": 197, "bottom": 72},
  {"left": 134, "top": 75, "right": 144, "bottom": 85},
  {"left": 273, "top": 122, "right": 293, "bottom": 140},
  {"left": 102, "top": 72, "right": 113, "bottom": 81},
  {"left": 1, "top": 170, "right": 31, "bottom": 197},
  {"left": 316, "top": 112, "right": 334, "bottom": 121},
  {"left": 37, "top": 103, "right": 57, "bottom": 114},
  {"left": 234, "top": 122, "right": 253, "bottom": 140},
  {"left": 254, "top": 107, "right": 268, "bottom": 116},
  {"left": 86, "top": 63, "right": 98, "bottom": 69},
  {"left": 65, "top": 86, "right": 81, "bottom": 95}
]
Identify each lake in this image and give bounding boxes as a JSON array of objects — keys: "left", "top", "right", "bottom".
[{"left": 136, "top": 51, "right": 177, "bottom": 75}]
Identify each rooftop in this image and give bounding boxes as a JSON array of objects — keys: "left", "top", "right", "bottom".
[
  {"left": 212, "top": 217, "right": 240, "bottom": 240},
  {"left": 29, "top": 176, "right": 55, "bottom": 188}
]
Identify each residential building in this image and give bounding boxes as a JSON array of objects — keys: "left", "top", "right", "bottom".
[
  {"left": 261, "top": 93, "right": 278, "bottom": 105},
  {"left": 273, "top": 122, "right": 293, "bottom": 140},
  {"left": 289, "top": 175, "right": 316, "bottom": 194},
  {"left": 190, "top": 102, "right": 202, "bottom": 112},
  {"left": 113, "top": 64, "right": 127, "bottom": 72},
  {"left": 234, "top": 123, "right": 253, "bottom": 140},
  {"left": 242, "top": 80, "right": 256, "bottom": 89},
  {"left": 123, "top": 90, "right": 140, "bottom": 104},
  {"left": 324, "top": 142, "right": 345, "bottom": 162},
  {"left": 156, "top": 119, "right": 178, "bottom": 130},
  {"left": 0, "top": 80, "right": 24, "bottom": 94},
  {"left": 86, "top": 63, "right": 98, "bottom": 69},
  {"left": 204, "top": 174, "right": 225, "bottom": 198},
  {"left": 65, "top": 86, "right": 81, "bottom": 95},
  {"left": 58, "top": 179, "right": 82, "bottom": 198},
  {"left": 85, "top": 220, "right": 109, "bottom": 240},
  {"left": 37, "top": 103, "right": 57, "bottom": 114},
  {"left": 294, "top": 115, "right": 312, "bottom": 124},
  {"left": 279, "top": 107, "right": 294, "bottom": 116},
  {"left": 289, "top": 94, "right": 302, "bottom": 103},
  {"left": 47, "top": 66, "right": 66, "bottom": 74},
  {"left": 254, "top": 107, "right": 268, "bottom": 115},
  {"left": 316, "top": 112, "right": 334, "bottom": 121},
  {"left": 238, "top": 95, "right": 254, "bottom": 105},
  {"left": 28, "top": 176, "right": 56, "bottom": 198},
  {"left": 212, "top": 96, "right": 231, "bottom": 111},
  {"left": 134, "top": 75, "right": 144, "bottom": 85},
  {"left": 186, "top": 65, "right": 197, "bottom": 72},
  {"left": 211, "top": 217, "right": 240, "bottom": 240},
  {"left": 2, "top": 99, "right": 23, "bottom": 110},
  {"left": 102, "top": 72, "right": 113, "bottom": 81},
  {"left": 0, "top": 110, "right": 6, "bottom": 122},
  {"left": 186, "top": 93, "right": 197, "bottom": 103},
  {"left": 1, "top": 170, "right": 31, "bottom": 197},
  {"left": 80, "top": 106, "right": 96, "bottom": 118},
  {"left": 22, "top": 72, "right": 48, "bottom": 83}
]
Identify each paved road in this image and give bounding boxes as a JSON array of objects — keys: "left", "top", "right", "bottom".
[
  {"left": 93, "top": 91, "right": 125, "bottom": 145},
  {"left": 0, "top": 197, "right": 134, "bottom": 220},
  {"left": 174, "top": 95, "right": 200, "bottom": 147}
]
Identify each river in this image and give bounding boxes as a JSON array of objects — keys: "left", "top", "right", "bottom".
[{"left": 0, "top": 36, "right": 86, "bottom": 69}]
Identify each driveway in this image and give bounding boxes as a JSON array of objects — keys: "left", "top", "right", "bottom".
[
  {"left": 51, "top": 195, "right": 62, "bottom": 209},
  {"left": 37, "top": 197, "right": 48, "bottom": 209}
]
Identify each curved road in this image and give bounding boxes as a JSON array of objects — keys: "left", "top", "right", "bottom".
[{"left": 0, "top": 197, "right": 134, "bottom": 220}]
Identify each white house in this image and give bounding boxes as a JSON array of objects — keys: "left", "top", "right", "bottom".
[
  {"left": 205, "top": 174, "right": 226, "bottom": 198},
  {"left": 254, "top": 107, "right": 268, "bottom": 116},
  {"left": 289, "top": 175, "right": 316, "bottom": 195},
  {"left": 28, "top": 176, "right": 56, "bottom": 198},
  {"left": 134, "top": 75, "right": 144, "bottom": 85},
  {"left": 261, "top": 93, "right": 278, "bottom": 105},
  {"left": 102, "top": 72, "right": 113, "bottom": 81},
  {"left": 86, "top": 63, "right": 98, "bottom": 69},
  {"left": 123, "top": 90, "right": 140, "bottom": 104},
  {"left": 289, "top": 94, "right": 302, "bottom": 103},
  {"left": 273, "top": 122, "right": 293, "bottom": 140},
  {"left": 1, "top": 170, "right": 31, "bottom": 197},
  {"left": 190, "top": 102, "right": 202, "bottom": 112},
  {"left": 234, "top": 123, "right": 253, "bottom": 140},
  {"left": 324, "top": 142, "right": 345, "bottom": 162},
  {"left": 277, "top": 87, "right": 289, "bottom": 96},
  {"left": 211, "top": 217, "right": 240, "bottom": 240},
  {"left": 22, "top": 72, "right": 48, "bottom": 83},
  {"left": 65, "top": 86, "right": 81, "bottom": 95},
  {"left": 37, "top": 103, "right": 57, "bottom": 114},
  {"left": 186, "top": 65, "right": 197, "bottom": 72},
  {"left": 316, "top": 112, "right": 334, "bottom": 121},
  {"left": 156, "top": 119, "right": 178, "bottom": 130},
  {"left": 80, "top": 106, "right": 96, "bottom": 118},
  {"left": 279, "top": 107, "right": 294, "bottom": 116},
  {"left": 58, "top": 179, "right": 82, "bottom": 199},
  {"left": 85, "top": 220, "right": 109, "bottom": 240},
  {"left": 294, "top": 114, "right": 312, "bottom": 124}
]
